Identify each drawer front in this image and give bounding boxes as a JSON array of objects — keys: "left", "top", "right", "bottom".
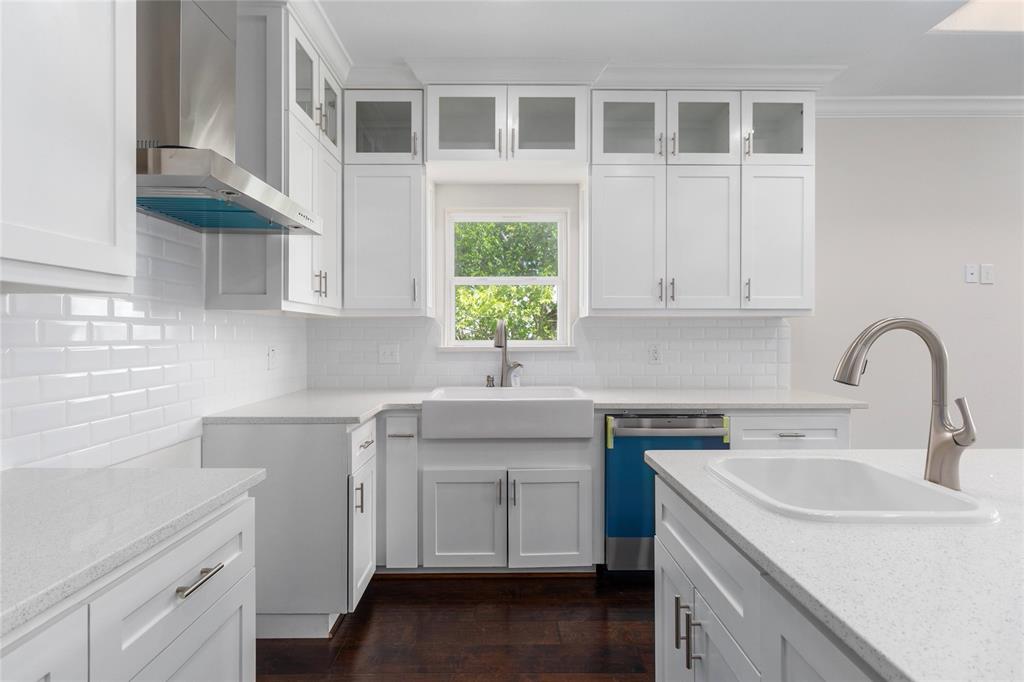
[
  {"left": 350, "top": 419, "right": 377, "bottom": 472},
  {"left": 655, "top": 478, "right": 761, "bottom": 667},
  {"left": 1, "top": 605, "right": 88, "bottom": 682},
  {"left": 728, "top": 413, "right": 849, "bottom": 450},
  {"left": 90, "top": 498, "right": 255, "bottom": 681}
]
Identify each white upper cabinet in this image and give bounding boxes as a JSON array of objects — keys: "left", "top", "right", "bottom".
[
  {"left": 667, "top": 91, "right": 741, "bottom": 165},
  {"left": 507, "top": 86, "right": 588, "bottom": 162},
  {"left": 288, "top": 17, "right": 321, "bottom": 138},
  {"left": 427, "top": 85, "right": 508, "bottom": 161},
  {"left": 590, "top": 165, "right": 667, "bottom": 310},
  {"left": 741, "top": 165, "right": 814, "bottom": 310},
  {"left": 344, "top": 165, "right": 426, "bottom": 311},
  {"left": 1, "top": 0, "right": 135, "bottom": 293},
  {"left": 741, "top": 92, "right": 815, "bottom": 165},
  {"left": 319, "top": 66, "right": 343, "bottom": 160},
  {"left": 592, "top": 91, "right": 666, "bottom": 165},
  {"left": 345, "top": 90, "right": 424, "bottom": 165},
  {"left": 286, "top": 117, "right": 321, "bottom": 306},
  {"left": 666, "top": 166, "right": 741, "bottom": 309}
]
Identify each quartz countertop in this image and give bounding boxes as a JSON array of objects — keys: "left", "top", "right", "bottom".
[
  {"left": 644, "top": 448, "right": 1023, "bottom": 682},
  {"left": 203, "top": 387, "right": 865, "bottom": 425},
  {"left": 1, "top": 467, "right": 265, "bottom": 637}
]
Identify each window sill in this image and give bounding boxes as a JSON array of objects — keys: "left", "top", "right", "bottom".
[{"left": 436, "top": 345, "right": 577, "bottom": 353}]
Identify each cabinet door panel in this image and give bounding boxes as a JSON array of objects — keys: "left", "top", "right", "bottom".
[
  {"left": 1, "top": 0, "right": 135, "bottom": 284},
  {"left": 508, "top": 86, "right": 588, "bottom": 162},
  {"left": 0, "top": 606, "right": 88, "bottom": 682},
  {"left": 592, "top": 91, "right": 665, "bottom": 165},
  {"left": 666, "top": 166, "right": 741, "bottom": 309},
  {"left": 655, "top": 540, "right": 695, "bottom": 682},
  {"left": 422, "top": 468, "right": 507, "bottom": 567},
  {"left": 345, "top": 90, "right": 423, "bottom": 165},
  {"left": 741, "top": 92, "right": 815, "bottom": 165},
  {"left": 349, "top": 457, "right": 376, "bottom": 611},
  {"left": 320, "top": 66, "right": 343, "bottom": 160},
  {"left": 590, "top": 165, "right": 667, "bottom": 309},
  {"left": 508, "top": 468, "right": 592, "bottom": 568},
  {"left": 694, "top": 592, "right": 761, "bottom": 682},
  {"left": 317, "top": 145, "right": 342, "bottom": 308},
  {"left": 288, "top": 16, "right": 320, "bottom": 137},
  {"left": 668, "top": 91, "right": 741, "bottom": 165},
  {"left": 286, "top": 117, "right": 320, "bottom": 305},
  {"left": 343, "top": 165, "right": 425, "bottom": 310},
  {"left": 427, "top": 85, "right": 507, "bottom": 161},
  {"left": 741, "top": 166, "right": 814, "bottom": 310}
]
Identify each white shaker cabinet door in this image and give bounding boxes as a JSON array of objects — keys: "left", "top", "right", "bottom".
[
  {"left": 666, "top": 166, "right": 741, "bottom": 309},
  {"left": 1, "top": 0, "right": 135, "bottom": 292},
  {"left": 655, "top": 540, "right": 695, "bottom": 682},
  {"left": 286, "top": 116, "right": 321, "bottom": 306},
  {"left": 741, "top": 92, "right": 815, "bottom": 166},
  {"left": 343, "top": 165, "right": 425, "bottom": 310},
  {"left": 667, "top": 91, "right": 741, "bottom": 165},
  {"left": 508, "top": 467, "right": 593, "bottom": 568},
  {"left": 508, "top": 85, "right": 588, "bottom": 162},
  {"left": 316, "top": 144, "right": 343, "bottom": 308},
  {"left": 590, "top": 165, "right": 667, "bottom": 310},
  {"left": 693, "top": 592, "right": 761, "bottom": 682},
  {"left": 592, "top": 90, "right": 666, "bottom": 165},
  {"left": 421, "top": 468, "right": 508, "bottom": 568},
  {"left": 740, "top": 165, "right": 814, "bottom": 310},
  {"left": 427, "top": 85, "right": 508, "bottom": 161},
  {"left": 0, "top": 606, "right": 88, "bottom": 682},
  {"left": 344, "top": 90, "right": 423, "bottom": 165},
  {"left": 349, "top": 456, "right": 377, "bottom": 611}
]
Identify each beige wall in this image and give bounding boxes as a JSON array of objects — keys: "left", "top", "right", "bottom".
[{"left": 792, "top": 118, "right": 1024, "bottom": 448}]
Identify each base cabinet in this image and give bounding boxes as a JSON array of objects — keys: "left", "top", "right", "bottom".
[
  {"left": 422, "top": 468, "right": 508, "bottom": 567},
  {"left": 0, "top": 606, "right": 88, "bottom": 682},
  {"left": 509, "top": 468, "right": 593, "bottom": 568},
  {"left": 349, "top": 455, "right": 377, "bottom": 610}
]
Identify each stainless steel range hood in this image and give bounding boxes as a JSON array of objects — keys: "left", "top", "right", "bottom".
[{"left": 136, "top": 0, "right": 321, "bottom": 235}]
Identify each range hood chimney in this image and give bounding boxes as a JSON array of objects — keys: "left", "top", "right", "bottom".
[{"left": 136, "top": 0, "right": 321, "bottom": 235}]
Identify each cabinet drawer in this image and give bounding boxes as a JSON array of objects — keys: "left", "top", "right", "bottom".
[
  {"left": 728, "top": 413, "right": 849, "bottom": 449},
  {"left": 350, "top": 419, "right": 377, "bottom": 472},
  {"left": 1, "top": 605, "right": 87, "bottom": 682},
  {"left": 655, "top": 477, "right": 761, "bottom": 667},
  {"left": 90, "top": 498, "right": 254, "bottom": 681}
]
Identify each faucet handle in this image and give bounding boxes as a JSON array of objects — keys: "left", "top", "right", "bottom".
[{"left": 952, "top": 397, "right": 977, "bottom": 446}]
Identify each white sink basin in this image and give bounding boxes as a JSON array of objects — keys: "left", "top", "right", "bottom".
[
  {"left": 421, "top": 386, "right": 594, "bottom": 439},
  {"left": 708, "top": 456, "right": 998, "bottom": 523}
]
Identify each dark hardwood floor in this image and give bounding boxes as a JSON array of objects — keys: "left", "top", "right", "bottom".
[{"left": 256, "top": 572, "right": 655, "bottom": 681}]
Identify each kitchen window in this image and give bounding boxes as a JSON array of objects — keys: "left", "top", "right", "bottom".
[{"left": 445, "top": 211, "right": 568, "bottom": 347}]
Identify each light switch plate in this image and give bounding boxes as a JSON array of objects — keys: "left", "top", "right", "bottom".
[
  {"left": 378, "top": 343, "right": 400, "bottom": 364},
  {"left": 964, "top": 264, "right": 979, "bottom": 283},
  {"left": 980, "top": 264, "right": 995, "bottom": 284},
  {"left": 647, "top": 343, "right": 663, "bottom": 365}
]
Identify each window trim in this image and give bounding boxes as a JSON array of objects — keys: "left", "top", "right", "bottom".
[{"left": 444, "top": 209, "right": 569, "bottom": 348}]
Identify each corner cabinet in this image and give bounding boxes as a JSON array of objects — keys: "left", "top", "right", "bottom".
[
  {"left": 345, "top": 90, "right": 424, "bottom": 165},
  {"left": 589, "top": 89, "right": 814, "bottom": 314},
  {"left": 0, "top": 0, "right": 135, "bottom": 293}
]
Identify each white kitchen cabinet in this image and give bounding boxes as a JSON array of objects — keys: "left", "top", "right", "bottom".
[
  {"left": 727, "top": 413, "right": 850, "bottom": 450},
  {"left": 693, "top": 592, "right": 761, "bottom": 682},
  {"left": 666, "top": 166, "right": 741, "bottom": 309},
  {"left": 285, "top": 140, "right": 342, "bottom": 309},
  {"left": 592, "top": 90, "right": 666, "bottom": 165},
  {"left": 1, "top": 0, "right": 135, "bottom": 293},
  {"left": 285, "top": 117, "right": 321, "bottom": 306},
  {"left": 345, "top": 90, "right": 424, "bottom": 164},
  {"left": 133, "top": 570, "right": 255, "bottom": 682},
  {"left": 760, "top": 580, "right": 872, "bottom": 682},
  {"left": 508, "top": 86, "right": 588, "bottom": 162},
  {"left": 427, "top": 85, "right": 508, "bottom": 161},
  {"left": 667, "top": 91, "right": 741, "bottom": 165},
  {"left": 288, "top": 15, "right": 321, "bottom": 138},
  {"left": 421, "top": 468, "right": 508, "bottom": 568},
  {"left": 740, "top": 165, "right": 814, "bottom": 310},
  {"left": 349, "top": 456, "right": 377, "bottom": 611},
  {"left": 319, "top": 66, "right": 343, "bottom": 160},
  {"left": 590, "top": 165, "right": 667, "bottom": 310},
  {"left": 655, "top": 540, "right": 694, "bottom": 682},
  {"left": 385, "top": 416, "right": 420, "bottom": 568},
  {"left": 0, "top": 606, "right": 88, "bottom": 682},
  {"left": 508, "top": 468, "right": 593, "bottom": 568},
  {"left": 344, "top": 165, "right": 426, "bottom": 311},
  {"left": 741, "top": 92, "right": 815, "bottom": 165}
]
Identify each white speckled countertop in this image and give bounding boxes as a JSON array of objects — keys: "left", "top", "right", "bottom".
[
  {"left": 203, "top": 388, "right": 865, "bottom": 424},
  {"left": 645, "top": 448, "right": 1023, "bottom": 682},
  {"left": 1, "top": 467, "right": 265, "bottom": 636}
]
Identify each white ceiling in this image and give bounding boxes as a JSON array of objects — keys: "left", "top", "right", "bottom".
[{"left": 319, "top": 1, "right": 1024, "bottom": 97}]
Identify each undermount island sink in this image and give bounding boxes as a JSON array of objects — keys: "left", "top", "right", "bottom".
[
  {"left": 421, "top": 386, "right": 594, "bottom": 439},
  {"left": 708, "top": 456, "right": 998, "bottom": 524}
]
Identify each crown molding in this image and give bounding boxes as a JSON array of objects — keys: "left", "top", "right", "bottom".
[
  {"left": 290, "top": 0, "right": 353, "bottom": 82},
  {"left": 594, "top": 65, "right": 845, "bottom": 90},
  {"left": 405, "top": 59, "right": 608, "bottom": 85},
  {"left": 344, "top": 64, "right": 423, "bottom": 88},
  {"left": 817, "top": 96, "right": 1024, "bottom": 117}
]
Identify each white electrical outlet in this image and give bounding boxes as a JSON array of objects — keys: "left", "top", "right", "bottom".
[
  {"left": 266, "top": 345, "right": 278, "bottom": 370},
  {"left": 964, "top": 264, "right": 979, "bottom": 283},
  {"left": 980, "top": 264, "right": 996, "bottom": 285},
  {"left": 647, "top": 343, "right": 663, "bottom": 365},
  {"left": 378, "top": 343, "right": 400, "bottom": 364}
]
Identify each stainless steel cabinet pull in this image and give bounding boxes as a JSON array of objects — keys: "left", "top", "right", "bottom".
[
  {"left": 355, "top": 482, "right": 365, "bottom": 512},
  {"left": 412, "top": 131, "right": 418, "bottom": 158},
  {"left": 322, "top": 271, "right": 328, "bottom": 297},
  {"left": 777, "top": 432, "right": 807, "bottom": 438},
  {"left": 497, "top": 479, "right": 502, "bottom": 505},
  {"left": 497, "top": 128, "right": 503, "bottom": 156},
  {"left": 315, "top": 104, "right": 323, "bottom": 131},
  {"left": 670, "top": 277, "right": 676, "bottom": 301},
  {"left": 685, "top": 611, "right": 702, "bottom": 669},
  {"left": 673, "top": 595, "right": 687, "bottom": 650},
  {"left": 176, "top": 562, "right": 224, "bottom": 599},
  {"left": 745, "top": 277, "right": 752, "bottom": 301},
  {"left": 512, "top": 479, "right": 517, "bottom": 506},
  {"left": 671, "top": 132, "right": 677, "bottom": 156},
  {"left": 412, "top": 277, "right": 417, "bottom": 302},
  {"left": 314, "top": 271, "right": 323, "bottom": 295},
  {"left": 359, "top": 438, "right": 374, "bottom": 450},
  {"left": 511, "top": 128, "right": 516, "bottom": 157},
  {"left": 744, "top": 131, "right": 753, "bottom": 157},
  {"left": 387, "top": 433, "right": 416, "bottom": 439},
  {"left": 658, "top": 277, "right": 664, "bottom": 302},
  {"left": 658, "top": 132, "right": 664, "bottom": 156}
]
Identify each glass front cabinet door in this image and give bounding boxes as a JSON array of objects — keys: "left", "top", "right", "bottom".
[
  {"left": 319, "top": 67, "right": 342, "bottom": 160},
  {"left": 344, "top": 90, "right": 424, "bottom": 165},
  {"left": 427, "top": 85, "right": 507, "bottom": 161},
  {"left": 741, "top": 91, "right": 815, "bottom": 165},
  {"left": 507, "top": 86, "right": 588, "bottom": 162},
  {"left": 667, "top": 91, "right": 741, "bottom": 165},
  {"left": 592, "top": 91, "right": 666, "bottom": 165},
  {"left": 288, "top": 18, "right": 320, "bottom": 138}
]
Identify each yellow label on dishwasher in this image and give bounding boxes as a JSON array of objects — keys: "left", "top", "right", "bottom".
[
  {"left": 723, "top": 415, "right": 731, "bottom": 444},
  {"left": 605, "top": 415, "right": 614, "bottom": 449}
]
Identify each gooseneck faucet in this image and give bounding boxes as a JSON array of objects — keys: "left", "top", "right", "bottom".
[
  {"left": 833, "top": 317, "right": 977, "bottom": 490},
  {"left": 493, "top": 319, "right": 523, "bottom": 387}
]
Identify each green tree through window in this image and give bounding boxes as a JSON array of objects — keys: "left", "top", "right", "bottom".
[{"left": 450, "top": 218, "right": 563, "bottom": 343}]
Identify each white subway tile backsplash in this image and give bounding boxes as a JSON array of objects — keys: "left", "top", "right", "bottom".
[
  {"left": 66, "top": 395, "right": 111, "bottom": 425},
  {"left": 12, "top": 401, "right": 65, "bottom": 435}
]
